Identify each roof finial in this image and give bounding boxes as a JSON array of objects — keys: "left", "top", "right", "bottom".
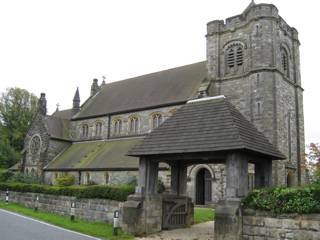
[{"left": 56, "top": 103, "right": 60, "bottom": 111}]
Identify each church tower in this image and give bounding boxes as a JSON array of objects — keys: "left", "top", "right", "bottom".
[{"left": 205, "top": 2, "right": 305, "bottom": 186}]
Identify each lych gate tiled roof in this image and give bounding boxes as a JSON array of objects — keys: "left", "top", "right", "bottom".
[
  {"left": 73, "top": 61, "right": 207, "bottom": 119},
  {"left": 128, "top": 96, "right": 286, "bottom": 160}
]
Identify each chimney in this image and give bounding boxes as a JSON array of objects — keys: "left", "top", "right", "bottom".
[
  {"left": 90, "top": 78, "right": 100, "bottom": 96},
  {"left": 38, "top": 93, "right": 47, "bottom": 115},
  {"left": 72, "top": 87, "right": 80, "bottom": 115}
]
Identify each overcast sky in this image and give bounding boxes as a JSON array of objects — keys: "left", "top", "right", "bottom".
[{"left": 0, "top": 0, "right": 319, "bottom": 145}]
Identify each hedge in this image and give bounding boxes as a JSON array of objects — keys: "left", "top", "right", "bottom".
[
  {"left": 0, "top": 182, "right": 135, "bottom": 202},
  {"left": 242, "top": 184, "right": 320, "bottom": 214}
]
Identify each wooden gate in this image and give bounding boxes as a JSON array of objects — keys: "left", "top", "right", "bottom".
[{"left": 162, "top": 196, "right": 190, "bottom": 230}]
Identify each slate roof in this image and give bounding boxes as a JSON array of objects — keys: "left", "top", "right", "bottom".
[
  {"left": 128, "top": 96, "right": 286, "bottom": 160},
  {"left": 52, "top": 109, "right": 73, "bottom": 120},
  {"left": 45, "top": 137, "right": 144, "bottom": 170},
  {"left": 73, "top": 61, "right": 207, "bottom": 119},
  {"left": 45, "top": 116, "right": 71, "bottom": 141}
]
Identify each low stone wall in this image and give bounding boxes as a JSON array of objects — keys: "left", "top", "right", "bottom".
[
  {"left": 0, "top": 190, "right": 121, "bottom": 224},
  {"left": 243, "top": 209, "right": 320, "bottom": 240}
]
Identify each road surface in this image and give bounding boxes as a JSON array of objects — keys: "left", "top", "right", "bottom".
[{"left": 0, "top": 209, "right": 100, "bottom": 240}]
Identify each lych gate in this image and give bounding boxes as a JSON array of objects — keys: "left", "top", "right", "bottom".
[{"left": 122, "top": 96, "right": 285, "bottom": 239}]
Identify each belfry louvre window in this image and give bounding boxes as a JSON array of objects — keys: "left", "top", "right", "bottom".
[
  {"left": 236, "top": 47, "right": 243, "bottom": 66},
  {"left": 227, "top": 48, "right": 235, "bottom": 68},
  {"left": 129, "top": 116, "right": 139, "bottom": 134},
  {"left": 152, "top": 113, "right": 163, "bottom": 129},
  {"left": 226, "top": 44, "right": 244, "bottom": 68},
  {"left": 114, "top": 119, "right": 122, "bottom": 135}
]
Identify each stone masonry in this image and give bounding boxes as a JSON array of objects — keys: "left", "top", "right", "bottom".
[
  {"left": 242, "top": 209, "right": 320, "bottom": 240},
  {"left": 0, "top": 190, "right": 120, "bottom": 224}
]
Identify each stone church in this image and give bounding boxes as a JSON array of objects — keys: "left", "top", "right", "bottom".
[{"left": 13, "top": 1, "right": 305, "bottom": 205}]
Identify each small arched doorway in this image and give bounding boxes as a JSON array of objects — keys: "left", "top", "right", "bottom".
[
  {"left": 195, "top": 168, "right": 212, "bottom": 205},
  {"left": 287, "top": 171, "right": 295, "bottom": 187}
]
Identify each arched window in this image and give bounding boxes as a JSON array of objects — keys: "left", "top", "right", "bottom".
[
  {"left": 281, "top": 48, "right": 289, "bottom": 77},
  {"left": 152, "top": 113, "right": 163, "bottom": 129},
  {"left": 81, "top": 124, "right": 89, "bottom": 138},
  {"left": 129, "top": 116, "right": 139, "bottom": 134},
  {"left": 85, "top": 172, "right": 90, "bottom": 184},
  {"left": 104, "top": 172, "right": 109, "bottom": 185},
  {"left": 226, "top": 44, "right": 244, "bottom": 68},
  {"left": 95, "top": 122, "right": 102, "bottom": 137},
  {"left": 114, "top": 119, "right": 122, "bottom": 135}
]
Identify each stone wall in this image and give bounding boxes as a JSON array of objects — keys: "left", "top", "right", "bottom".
[
  {"left": 0, "top": 190, "right": 121, "bottom": 224},
  {"left": 71, "top": 105, "right": 180, "bottom": 141},
  {"left": 242, "top": 209, "right": 320, "bottom": 240}
]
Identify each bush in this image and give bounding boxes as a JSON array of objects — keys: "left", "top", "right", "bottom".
[
  {"left": 56, "top": 175, "right": 75, "bottom": 186},
  {"left": 0, "top": 182, "right": 135, "bottom": 202},
  {"left": 7, "top": 173, "right": 42, "bottom": 184},
  {"left": 242, "top": 184, "right": 320, "bottom": 214},
  {"left": 0, "top": 170, "right": 13, "bottom": 182}
]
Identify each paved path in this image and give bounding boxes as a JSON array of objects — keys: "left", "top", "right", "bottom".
[
  {"left": 136, "top": 221, "right": 214, "bottom": 240},
  {"left": 0, "top": 209, "right": 100, "bottom": 240}
]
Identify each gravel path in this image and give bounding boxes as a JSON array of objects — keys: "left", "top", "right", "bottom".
[{"left": 135, "top": 221, "right": 214, "bottom": 240}]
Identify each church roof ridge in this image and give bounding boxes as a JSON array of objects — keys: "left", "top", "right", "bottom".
[{"left": 73, "top": 61, "right": 207, "bottom": 120}]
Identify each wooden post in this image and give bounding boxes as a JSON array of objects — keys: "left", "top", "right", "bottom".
[
  {"left": 137, "top": 157, "right": 159, "bottom": 195},
  {"left": 170, "top": 163, "right": 187, "bottom": 196},
  {"left": 226, "top": 152, "right": 248, "bottom": 198}
]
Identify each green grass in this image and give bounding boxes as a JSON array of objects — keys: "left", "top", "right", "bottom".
[
  {"left": 194, "top": 207, "right": 214, "bottom": 224},
  {"left": 0, "top": 201, "right": 133, "bottom": 240}
]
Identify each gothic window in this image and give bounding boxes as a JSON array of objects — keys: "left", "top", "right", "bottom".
[
  {"left": 81, "top": 124, "right": 89, "bottom": 138},
  {"left": 85, "top": 172, "right": 90, "bottom": 184},
  {"left": 281, "top": 48, "right": 289, "bottom": 77},
  {"left": 104, "top": 172, "right": 109, "bottom": 185},
  {"left": 30, "top": 135, "right": 41, "bottom": 155},
  {"left": 114, "top": 119, "right": 122, "bottom": 135},
  {"left": 226, "top": 44, "right": 244, "bottom": 68},
  {"left": 95, "top": 122, "right": 102, "bottom": 137},
  {"left": 129, "top": 116, "right": 139, "bottom": 134},
  {"left": 152, "top": 113, "right": 163, "bottom": 129}
]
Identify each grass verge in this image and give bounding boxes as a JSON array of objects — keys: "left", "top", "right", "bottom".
[
  {"left": 0, "top": 201, "right": 133, "bottom": 240},
  {"left": 194, "top": 207, "right": 214, "bottom": 224}
]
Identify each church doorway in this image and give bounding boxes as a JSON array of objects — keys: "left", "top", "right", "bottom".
[
  {"left": 195, "top": 168, "right": 212, "bottom": 205},
  {"left": 287, "top": 171, "right": 295, "bottom": 187}
]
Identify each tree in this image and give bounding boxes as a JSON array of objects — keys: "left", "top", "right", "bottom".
[
  {"left": 307, "top": 142, "right": 320, "bottom": 184},
  {"left": 0, "top": 87, "right": 38, "bottom": 167}
]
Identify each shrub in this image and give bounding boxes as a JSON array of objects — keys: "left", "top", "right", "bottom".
[
  {"left": 56, "top": 175, "right": 75, "bottom": 186},
  {"left": 7, "top": 173, "right": 42, "bottom": 184},
  {"left": 0, "top": 170, "right": 13, "bottom": 182},
  {"left": 0, "top": 182, "right": 135, "bottom": 202},
  {"left": 242, "top": 184, "right": 320, "bottom": 214}
]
